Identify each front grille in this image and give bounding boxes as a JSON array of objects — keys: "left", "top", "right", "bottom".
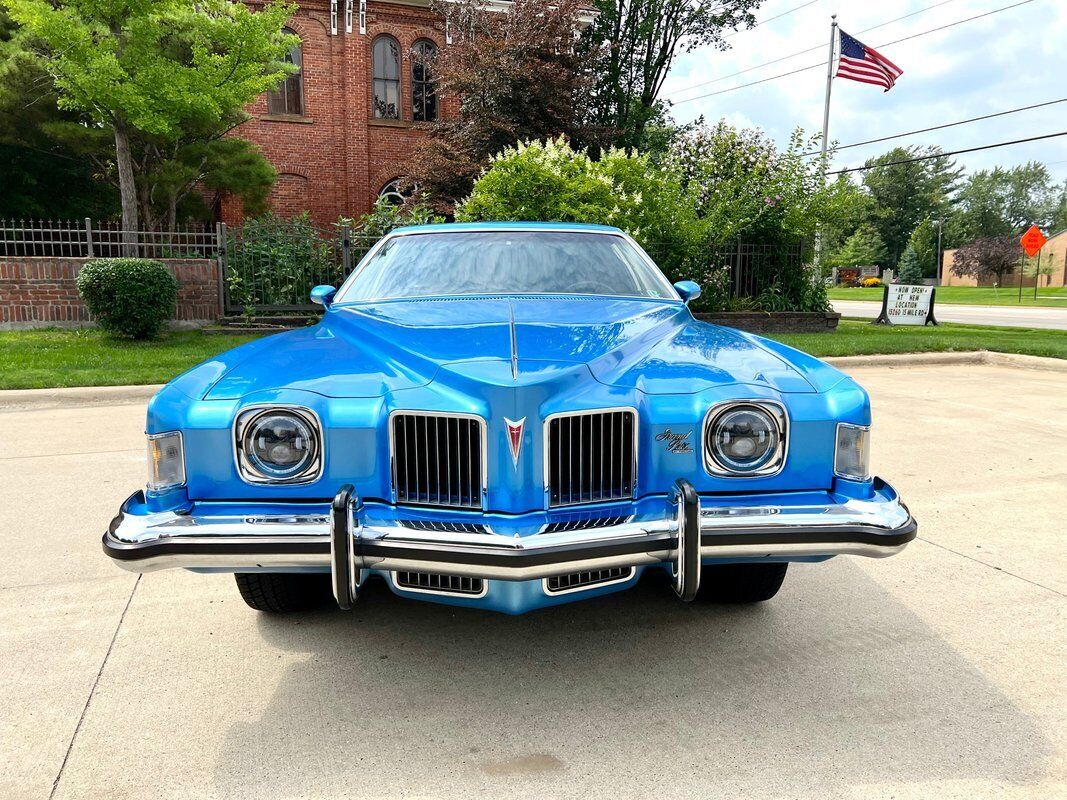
[
  {"left": 547, "top": 409, "right": 636, "bottom": 507},
  {"left": 393, "top": 571, "right": 485, "bottom": 596},
  {"left": 542, "top": 514, "right": 630, "bottom": 533},
  {"left": 545, "top": 567, "right": 635, "bottom": 594},
  {"left": 398, "top": 519, "right": 490, "bottom": 534},
  {"left": 392, "top": 413, "right": 483, "bottom": 509}
]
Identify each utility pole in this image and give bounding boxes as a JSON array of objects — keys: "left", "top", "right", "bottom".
[{"left": 935, "top": 219, "right": 943, "bottom": 284}]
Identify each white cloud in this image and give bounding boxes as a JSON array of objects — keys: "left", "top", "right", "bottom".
[{"left": 663, "top": 0, "right": 1067, "bottom": 183}]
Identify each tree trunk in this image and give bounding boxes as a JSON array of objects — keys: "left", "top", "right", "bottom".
[{"left": 113, "top": 117, "right": 139, "bottom": 256}]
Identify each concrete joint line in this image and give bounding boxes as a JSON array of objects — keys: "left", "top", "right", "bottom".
[
  {"left": 916, "top": 537, "right": 1066, "bottom": 599},
  {"left": 49, "top": 574, "right": 141, "bottom": 800}
]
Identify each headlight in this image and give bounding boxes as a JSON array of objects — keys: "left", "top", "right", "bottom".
[
  {"left": 704, "top": 402, "right": 786, "bottom": 476},
  {"left": 235, "top": 407, "right": 322, "bottom": 484},
  {"left": 147, "top": 431, "right": 186, "bottom": 492},
  {"left": 834, "top": 423, "right": 871, "bottom": 481}
]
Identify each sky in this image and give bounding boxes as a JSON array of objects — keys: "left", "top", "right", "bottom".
[{"left": 662, "top": 0, "right": 1067, "bottom": 184}]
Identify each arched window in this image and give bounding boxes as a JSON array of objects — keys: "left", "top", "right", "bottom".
[
  {"left": 411, "top": 40, "right": 438, "bottom": 122},
  {"left": 378, "top": 178, "right": 410, "bottom": 205},
  {"left": 373, "top": 36, "right": 401, "bottom": 119},
  {"left": 267, "top": 29, "right": 303, "bottom": 116}
]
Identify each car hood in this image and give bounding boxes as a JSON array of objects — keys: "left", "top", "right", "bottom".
[{"left": 202, "top": 297, "right": 832, "bottom": 400}]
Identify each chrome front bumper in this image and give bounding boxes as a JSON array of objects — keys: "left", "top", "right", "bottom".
[{"left": 104, "top": 479, "right": 916, "bottom": 605}]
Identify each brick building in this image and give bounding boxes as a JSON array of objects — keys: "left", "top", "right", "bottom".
[{"left": 223, "top": 0, "right": 460, "bottom": 225}]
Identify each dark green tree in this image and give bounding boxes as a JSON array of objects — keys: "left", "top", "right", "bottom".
[
  {"left": 895, "top": 245, "right": 923, "bottom": 284},
  {"left": 584, "top": 0, "right": 763, "bottom": 147},
  {"left": 862, "top": 146, "right": 961, "bottom": 268},
  {"left": 949, "top": 163, "right": 1060, "bottom": 242}
]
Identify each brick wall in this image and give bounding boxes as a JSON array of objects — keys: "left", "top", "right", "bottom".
[
  {"left": 223, "top": 0, "right": 451, "bottom": 225},
  {"left": 0, "top": 258, "right": 220, "bottom": 329}
]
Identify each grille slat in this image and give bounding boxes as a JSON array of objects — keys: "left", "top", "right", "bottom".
[
  {"left": 545, "top": 567, "right": 635, "bottom": 594},
  {"left": 392, "top": 413, "right": 483, "bottom": 509},
  {"left": 548, "top": 410, "right": 636, "bottom": 507},
  {"left": 394, "top": 571, "right": 485, "bottom": 596}
]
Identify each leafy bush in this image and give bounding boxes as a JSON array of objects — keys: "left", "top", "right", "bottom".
[
  {"left": 861, "top": 277, "right": 883, "bottom": 288},
  {"left": 76, "top": 258, "right": 177, "bottom": 339},
  {"left": 457, "top": 135, "right": 834, "bottom": 314},
  {"left": 457, "top": 137, "right": 707, "bottom": 284}
]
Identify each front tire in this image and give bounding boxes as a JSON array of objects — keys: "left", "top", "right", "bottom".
[
  {"left": 697, "top": 562, "right": 788, "bottom": 603},
  {"left": 234, "top": 573, "right": 332, "bottom": 612}
]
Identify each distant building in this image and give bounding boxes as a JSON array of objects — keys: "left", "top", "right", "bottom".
[{"left": 941, "top": 229, "right": 1067, "bottom": 288}]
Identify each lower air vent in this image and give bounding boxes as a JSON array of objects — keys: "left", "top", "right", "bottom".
[
  {"left": 393, "top": 571, "right": 486, "bottom": 597},
  {"left": 544, "top": 567, "right": 636, "bottom": 595},
  {"left": 398, "top": 519, "right": 490, "bottom": 534},
  {"left": 542, "top": 515, "right": 630, "bottom": 534}
]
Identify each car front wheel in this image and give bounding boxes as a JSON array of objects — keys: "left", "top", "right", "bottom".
[
  {"left": 234, "top": 573, "right": 333, "bottom": 612},
  {"left": 696, "top": 562, "right": 788, "bottom": 603}
]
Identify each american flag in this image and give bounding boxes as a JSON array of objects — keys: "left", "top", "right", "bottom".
[{"left": 836, "top": 30, "right": 903, "bottom": 92}]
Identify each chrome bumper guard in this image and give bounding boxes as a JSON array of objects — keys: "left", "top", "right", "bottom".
[{"left": 104, "top": 478, "right": 917, "bottom": 607}]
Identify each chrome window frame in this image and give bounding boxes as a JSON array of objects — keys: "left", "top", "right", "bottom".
[
  {"left": 701, "top": 400, "right": 789, "bottom": 478},
  {"left": 387, "top": 409, "right": 489, "bottom": 510},
  {"left": 233, "top": 405, "right": 324, "bottom": 486},
  {"left": 833, "top": 422, "right": 872, "bottom": 482},
  {"left": 542, "top": 406, "right": 640, "bottom": 508},
  {"left": 331, "top": 227, "right": 681, "bottom": 304}
]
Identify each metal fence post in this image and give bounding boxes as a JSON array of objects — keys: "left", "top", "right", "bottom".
[
  {"left": 341, "top": 222, "right": 352, "bottom": 276},
  {"left": 216, "top": 222, "right": 228, "bottom": 319},
  {"left": 84, "top": 218, "right": 93, "bottom": 259},
  {"left": 734, "top": 237, "right": 743, "bottom": 299}
]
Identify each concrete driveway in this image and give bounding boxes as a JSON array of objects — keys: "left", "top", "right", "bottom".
[
  {"left": 832, "top": 299, "right": 1067, "bottom": 330},
  {"left": 1, "top": 363, "right": 1065, "bottom": 799}
]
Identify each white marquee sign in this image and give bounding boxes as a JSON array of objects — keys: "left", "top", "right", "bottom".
[{"left": 874, "top": 284, "right": 938, "bottom": 326}]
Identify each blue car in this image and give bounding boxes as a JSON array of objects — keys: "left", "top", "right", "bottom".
[{"left": 104, "top": 223, "right": 916, "bottom": 614}]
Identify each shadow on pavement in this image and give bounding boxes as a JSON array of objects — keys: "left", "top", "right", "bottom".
[{"left": 212, "top": 562, "right": 1050, "bottom": 798}]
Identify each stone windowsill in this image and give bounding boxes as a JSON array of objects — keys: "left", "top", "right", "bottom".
[{"left": 259, "top": 114, "right": 314, "bottom": 124}]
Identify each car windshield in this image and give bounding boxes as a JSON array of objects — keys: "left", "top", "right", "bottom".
[{"left": 334, "top": 230, "right": 678, "bottom": 302}]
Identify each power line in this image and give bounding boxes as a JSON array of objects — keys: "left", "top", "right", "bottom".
[
  {"left": 800, "top": 97, "right": 1067, "bottom": 156},
  {"left": 671, "top": 0, "right": 961, "bottom": 98},
  {"left": 827, "top": 130, "right": 1067, "bottom": 175},
  {"left": 723, "top": 0, "right": 820, "bottom": 39},
  {"left": 674, "top": 0, "right": 1037, "bottom": 105}
]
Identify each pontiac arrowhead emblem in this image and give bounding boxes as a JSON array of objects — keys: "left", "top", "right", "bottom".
[{"left": 504, "top": 417, "right": 525, "bottom": 466}]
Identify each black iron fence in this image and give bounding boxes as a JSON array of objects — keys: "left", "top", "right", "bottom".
[
  {"left": 221, "top": 220, "right": 378, "bottom": 315},
  {"left": 0, "top": 218, "right": 219, "bottom": 259},
  {"left": 1, "top": 218, "right": 814, "bottom": 316}
]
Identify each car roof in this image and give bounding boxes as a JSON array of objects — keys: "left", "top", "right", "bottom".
[{"left": 388, "top": 221, "right": 626, "bottom": 235}]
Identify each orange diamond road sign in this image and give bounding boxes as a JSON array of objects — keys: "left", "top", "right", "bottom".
[{"left": 1020, "top": 225, "right": 1047, "bottom": 257}]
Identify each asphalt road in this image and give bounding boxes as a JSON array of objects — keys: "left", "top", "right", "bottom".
[
  {"left": 2, "top": 364, "right": 1065, "bottom": 799},
  {"left": 832, "top": 299, "right": 1067, "bottom": 330}
]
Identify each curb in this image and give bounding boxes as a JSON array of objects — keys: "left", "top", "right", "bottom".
[
  {"left": 826, "top": 350, "right": 1067, "bottom": 373},
  {"left": 0, "top": 384, "right": 163, "bottom": 411}
]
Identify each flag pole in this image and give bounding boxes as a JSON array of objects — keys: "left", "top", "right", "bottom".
[
  {"left": 821, "top": 14, "right": 838, "bottom": 163},
  {"left": 814, "top": 14, "right": 838, "bottom": 271}
]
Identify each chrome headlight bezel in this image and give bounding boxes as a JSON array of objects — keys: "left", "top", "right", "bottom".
[
  {"left": 234, "top": 405, "right": 323, "bottom": 485},
  {"left": 702, "top": 400, "right": 788, "bottom": 478},
  {"left": 834, "top": 422, "right": 871, "bottom": 482}
]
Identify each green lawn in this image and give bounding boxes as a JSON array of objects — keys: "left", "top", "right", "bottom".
[
  {"left": 770, "top": 319, "right": 1067, "bottom": 360},
  {"left": 0, "top": 321, "right": 1064, "bottom": 391},
  {"left": 0, "top": 329, "right": 259, "bottom": 390},
  {"left": 828, "top": 285, "right": 1067, "bottom": 307}
]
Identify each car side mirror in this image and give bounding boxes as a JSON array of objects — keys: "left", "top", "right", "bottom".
[
  {"left": 673, "top": 280, "right": 701, "bottom": 305},
  {"left": 310, "top": 285, "right": 337, "bottom": 308}
]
